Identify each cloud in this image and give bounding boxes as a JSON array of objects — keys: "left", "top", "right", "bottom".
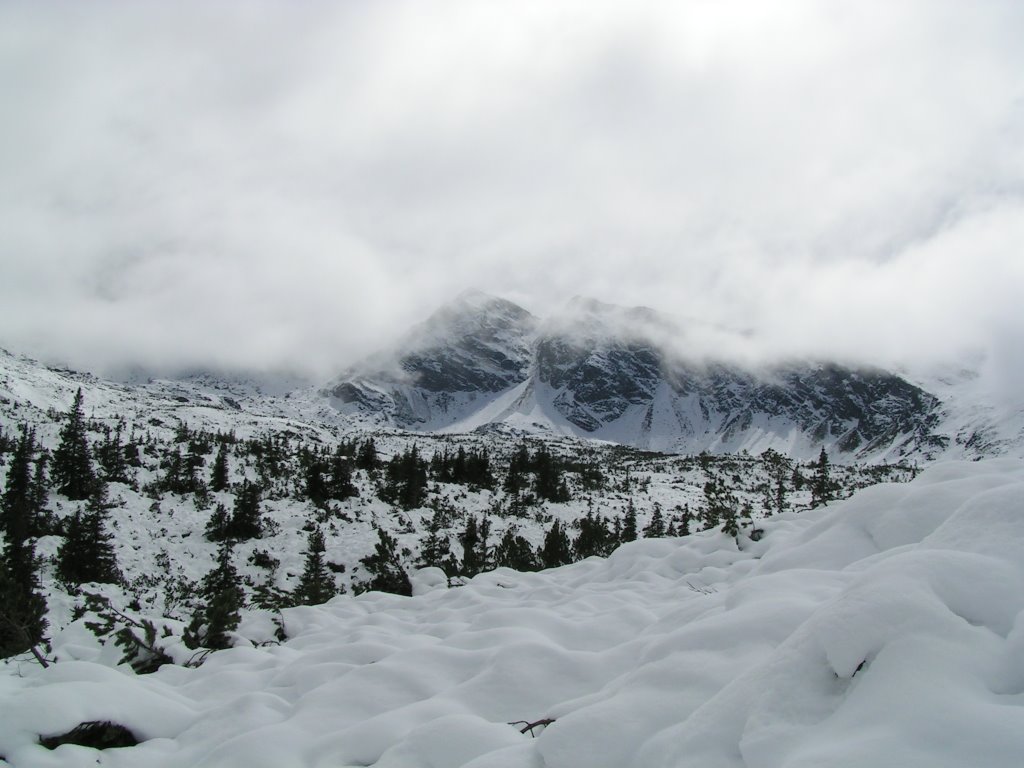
[{"left": 0, "top": 0, "right": 1022, "bottom": 386}]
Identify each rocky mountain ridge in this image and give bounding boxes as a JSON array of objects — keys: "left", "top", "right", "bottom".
[{"left": 327, "top": 293, "right": 956, "bottom": 461}]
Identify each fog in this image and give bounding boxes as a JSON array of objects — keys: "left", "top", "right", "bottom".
[{"left": 1, "top": 1, "right": 1021, "bottom": 391}]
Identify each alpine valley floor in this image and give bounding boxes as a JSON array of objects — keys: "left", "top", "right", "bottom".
[{"left": 2, "top": 458, "right": 1023, "bottom": 767}]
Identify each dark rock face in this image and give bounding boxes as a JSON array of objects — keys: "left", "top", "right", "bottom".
[
  {"left": 328, "top": 292, "right": 537, "bottom": 427},
  {"left": 328, "top": 294, "right": 944, "bottom": 457}
]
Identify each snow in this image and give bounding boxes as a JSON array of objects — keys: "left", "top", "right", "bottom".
[{"left": 3, "top": 459, "right": 1023, "bottom": 766}]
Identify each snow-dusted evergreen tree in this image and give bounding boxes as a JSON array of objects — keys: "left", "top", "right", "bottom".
[
  {"left": 459, "top": 514, "right": 491, "bottom": 577},
  {"left": 0, "top": 537, "right": 47, "bottom": 659},
  {"left": 228, "top": 480, "right": 264, "bottom": 540},
  {"left": 355, "top": 528, "right": 412, "bottom": 596},
  {"left": 622, "top": 500, "right": 638, "bottom": 541},
  {"left": 492, "top": 527, "right": 537, "bottom": 571},
  {"left": 2, "top": 427, "right": 42, "bottom": 541},
  {"left": 418, "top": 509, "right": 457, "bottom": 575},
  {"left": 538, "top": 519, "right": 572, "bottom": 569},
  {"left": 574, "top": 510, "right": 615, "bottom": 559},
  {"left": 643, "top": 502, "right": 666, "bottom": 538},
  {"left": 57, "top": 499, "right": 121, "bottom": 587},
  {"left": 293, "top": 526, "right": 338, "bottom": 606},
  {"left": 810, "top": 448, "right": 834, "bottom": 508},
  {"left": 51, "top": 388, "right": 100, "bottom": 501},
  {"left": 209, "top": 442, "right": 230, "bottom": 493},
  {"left": 185, "top": 540, "right": 243, "bottom": 651}
]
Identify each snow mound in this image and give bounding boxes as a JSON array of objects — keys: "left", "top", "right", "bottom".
[{"left": 2, "top": 460, "right": 1023, "bottom": 767}]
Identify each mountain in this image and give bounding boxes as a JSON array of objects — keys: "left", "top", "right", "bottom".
[
  {"left": 326, "top": 294, "right": 950, "bottom": 461},
  {"left": 326, "top": 290, "right": 538, "bottom": 429}
]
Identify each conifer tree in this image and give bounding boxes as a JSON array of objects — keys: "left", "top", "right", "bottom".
[
  {"left": 355, "top": 438, "right": 380, "bottom": 471},
  {"left": 57, "top": 500, "right": 121, "bottom": 587},
  {"left": 621, "top": 500, "right": 638, "bottom": 542},
  {"left": 204, "top": 503, "right": 231, "bottom": 542},
  {"left": 644, "top": 503, "right": 666, "bottom": 538},
  {"left": 184, "top": 540, "right": 243, "bottom": 651},
  {"left": 810, "top": 448, "right": 834, "bottom": 508},
  {"left": 51, "top": 388, "right": 100, "bottom": 501},
  {"left": 0, "top": 538, "right": 47, "bottom": 659},
  {"left": 493, "top": 527, "right": 537, "bottom": 571},
  {"left": 293, "top": 526, "right": 338, "bottom": 606},
  {"left": 328, "top": 448, "right": 357, "bottom": 500},
  {"left": 2, "top": 426, "right": 40, "bottom": 541},
  {"left": 210, "top": 442, "right": 230, "bottom": 493},
  {"left": 417, "top": 510, "right": 457, "bottom": 575},
  {"left": 355, "top": 528, "right": 412, "bottom": 596},
  {"left": 537, "top": 519, "right": 572, "bottom": 569},
  {"left": 459, "top": 515, "right": 486, "bottom": 577},
  {"left": 573, "top": 510, "right": 614, "bottom": 559},
  {"left": 227, "top": 480, "right": 264, "bottom": 540},
  {"left": 96, "top": 425, "right": 131, "bottom": 485}
]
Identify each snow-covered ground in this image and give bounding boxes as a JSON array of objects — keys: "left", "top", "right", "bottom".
[{"left": 3, "top": 458, "right": 1022, "bottom": 767}]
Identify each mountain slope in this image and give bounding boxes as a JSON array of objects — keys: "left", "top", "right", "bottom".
[
  {"left": 326, "top": 295, "right": 947, "bottom": 461},
  {"left": 327, "top": 290, "right": 538, "bottom": 430}
]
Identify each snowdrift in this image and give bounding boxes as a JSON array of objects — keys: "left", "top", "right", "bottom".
[{"left": 2, "top": 459, "right": 1023, "bottom": 767}]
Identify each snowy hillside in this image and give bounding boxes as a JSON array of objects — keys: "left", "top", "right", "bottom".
[
  {"left": 2, "top": 459, "right": 1022, "bottom": 766},
  {"left": 325, "top": 294, "right": 988, "bottom": 462}
]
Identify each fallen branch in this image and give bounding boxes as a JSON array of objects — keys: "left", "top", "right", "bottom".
[{"left": 508, "top": 718, "right": 556, "bottom": 737}]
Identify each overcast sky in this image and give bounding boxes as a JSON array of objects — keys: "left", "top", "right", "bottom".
[{"left": 1, "top": 1, "right": 1022, "bottom": 388}]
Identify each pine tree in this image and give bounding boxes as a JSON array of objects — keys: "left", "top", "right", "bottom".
[
  {"left": 355, "top": 438, "right": 380, "bottom": 471},
  {"left": 644, "top": 503, "right": 666, "bottom": 538},
  {"left": 810, "top": 448, "right": 834, "bottom": 508},
  {"left": 417, "top": 510, "right": 457, "bottom": 575},
  {"left": 184, "top": 540, "right": 243, "bottom": 651},
  {"left": 328, "top": 449, "right": 357, "bottom": 500},
  {"left": 355, "top": 528, "right": 412, "bottom": 596},
  {"left": 460, "top": 515, "right": 490, "bottom": 577},
  {"left": 227, "top": 480, "right": 264, "bottom": 540},
  {"left": 622, "top": 500, "right": 638, "bottom": 542},
  {"left": 51, "top": 388, "right": 100, "bottom": 501},
  {"left": 204, "top": 503, "right": 231, "bottom": 542},
  {"left": 293, "top": 527, "right": 338, "bottom": 606},
  {"left": 538, "top": 520, "right": 573, "bottom": 569},
  {"left": 775, "top": 476, "right": 787, "bottom": 515},
  {"left": 492, "top": 527, "right": 537, "bottom": 571},
  {"left": 0, "top": 538, "right": 48, "bottom": 659},
  {"left": 703, "top": 476, "right": 737, "bottom": 530},
  {"left": 96, "top": 425, "right": 131, "bottom": 485},
  {"left": 210, "top": 442, "right": 230, "bottom": 492},
  {"left": 573, "top": 510, "right": 614, "bottom": 559},
  {"left": 56, "top": 501, "right": 121, "bottom": 587},
  {"left": 2, "top": 426, "right": 40, "bottom": 542}
]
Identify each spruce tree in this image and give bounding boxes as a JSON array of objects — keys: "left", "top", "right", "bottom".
[
  {"left": 621, "top": 500, "right": 638, "bottom": 542},
  {"left": 538, "top": 520, "right": 572, "bottom": 569},
  {"left": 2, "top": 426, "right": 39, "bottom": 541},
  {"left": 355, "top": 528, "right": 412, "bottom": 596},
  {"left": 51, "top": 388, "right": 100, "bottom": 501},
  {"left": 210, "top": 442, "right": 230, "bottom": 493},
  {"left": 810, "top": 448, "right": 834, "bottom": 508},
  {"left": 204, "top": 503, "right": 231, "bottom": 542},
  {"left": 184, "top": 540, "right": 243, "bottom": 651},
  {"left": 492, "top": 528, "right": 537, "bottom": 571},
  {"left": 644, "top": 503, "right": 666, "bottom": 538},
  {"left": 573, "top": 510, "right": 614, "bottom": 559},
  {"left": 418, "top": 510, "right": 457, "bottom": 575},
  {"left": 227, "top": 480, "right": 264, "bottom": 540},
  {"left": 459, "top": 515, "right": 485, "bottom": 577},
  {"left": 293, "top": 526, "right": 338, "bottom": 606},
  {"left": 0, "top": 538, "right": 48, "bottom": 659},
  {"left": 57, "top": 501, "right": 121, "bottom": 587}
]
